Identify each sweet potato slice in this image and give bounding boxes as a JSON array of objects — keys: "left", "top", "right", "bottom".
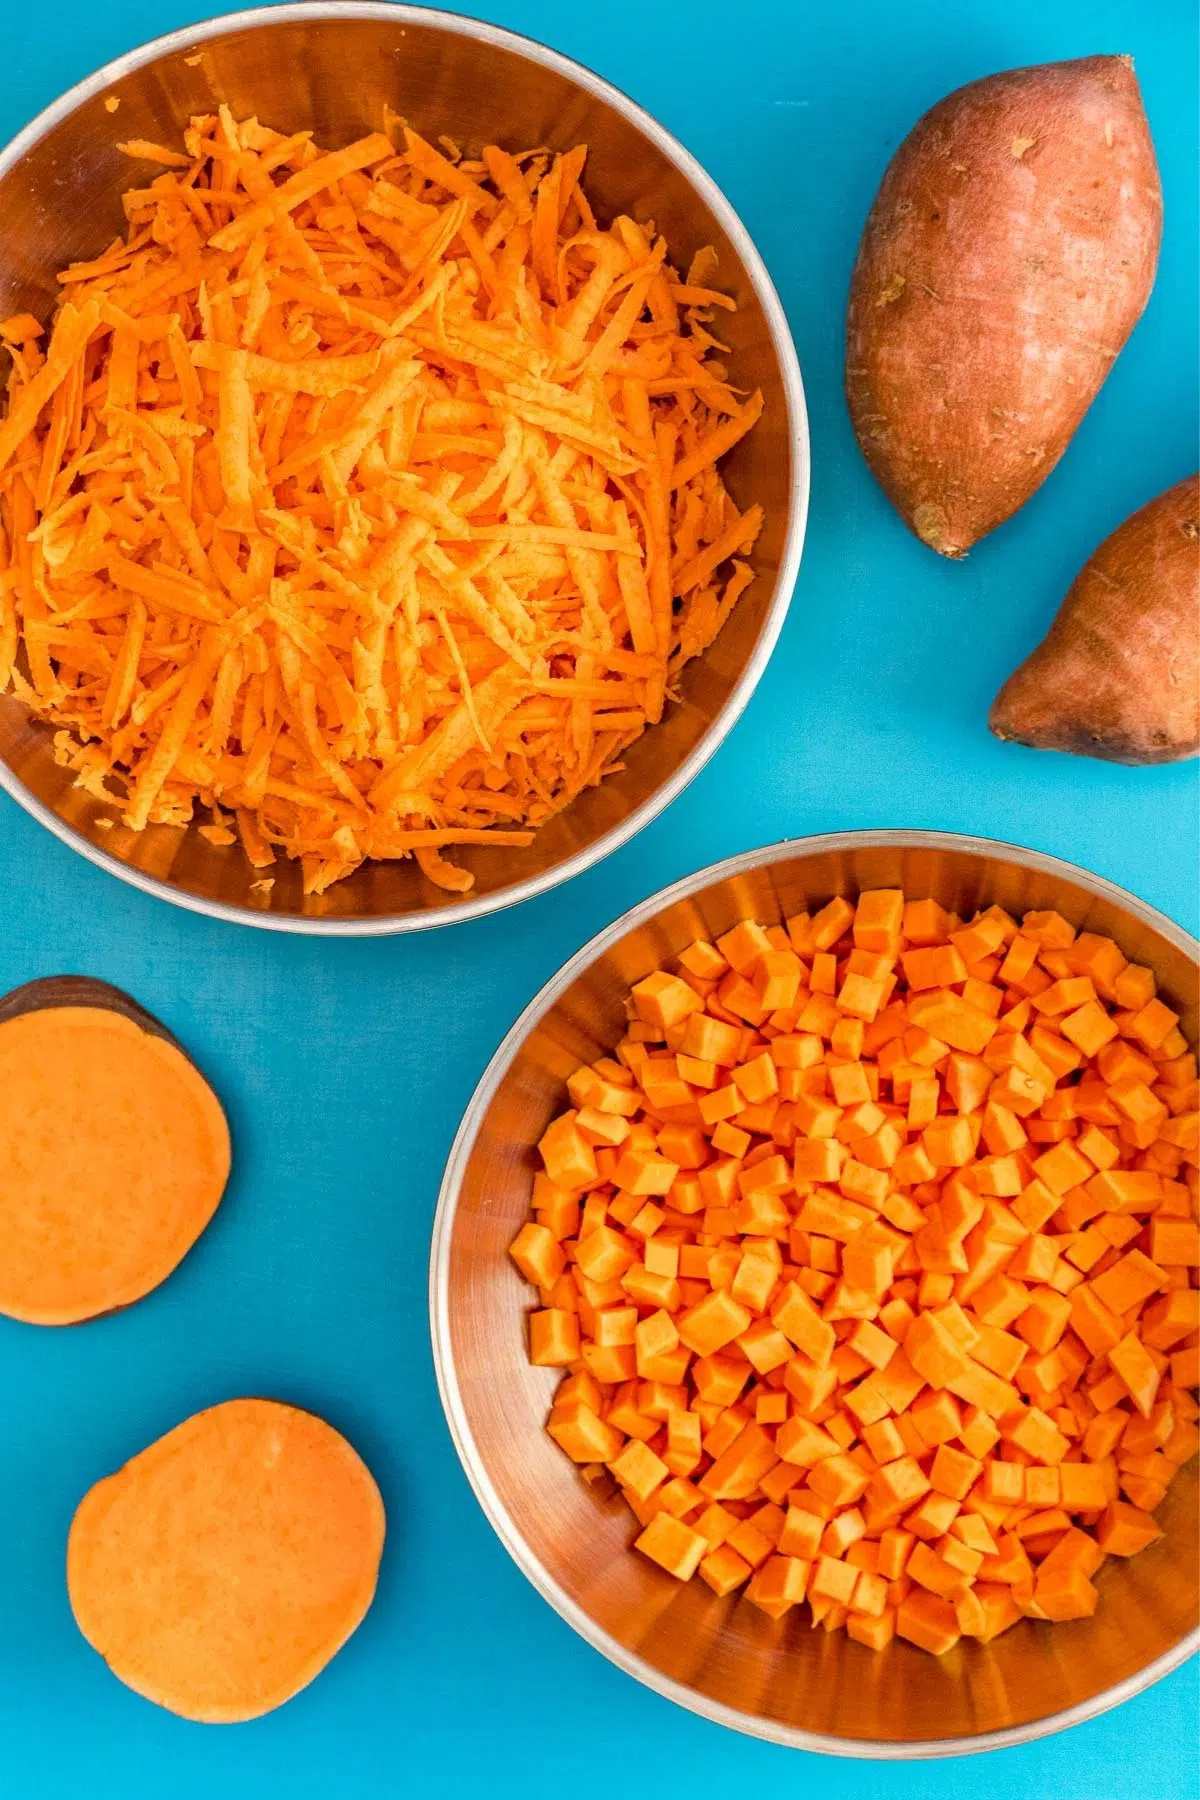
[
  {"left": 67, "top": 1399, "right": 385, "bottom": 1722},
  {"left": 991, "top": 475, "right": 1200, "bottom": 763},
  {"left": 0, "top": 984, "right": 229, "bottom": 1324},
  {"left": 846, "top": 55, "right": 1161, "bottom": 557}
]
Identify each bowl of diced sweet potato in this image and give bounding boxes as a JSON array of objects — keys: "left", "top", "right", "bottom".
[{"left": 431, "top": 830, "right": 1199, "bottom": 1754}]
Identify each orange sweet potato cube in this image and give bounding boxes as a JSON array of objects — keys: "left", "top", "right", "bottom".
[
  {"left": 875, "top": 1527, "right": 914, "bottom": 1581},
  {"left": 576, "top": 1224, "right": 638, "bottom": 1284},
  {"left": 777, "top": 1504, "right": 824, "bottom": 1561},
  {"left": 929, "top": 1444, "right": 982, "bottom": 1501},
  {"left": 1058, "top": 1461, "right": 1110, "bottom": 1511},
  {"left": 866, "top": 1455, "right": 931, "bottom": 1520},
  {"left": 754, "top": 950, "right": 804, "bottom": 1013},
  {"left": 732, "top": 1050, "right": 779, "bottom": 1105},
  {"left": 510, "top": 1220, "right": 567, "bottom": 1289},
  {"left": 1060, "top": 1001, "right": 1119, "bottom": 1058},
  {"left": 530, "top": 1308, "right": 581, "bottom": 1366},
  {"left": 837, "top": 971, "right": 887, "bottom": 1021},
  {"left": 547, "top": 1403, "right": 626, "bottom": 1464},
  {"left": 747, "top": 1553, "right": 811, "bottom": 1615},
  {"left": 784, "top": 1355, "right": 839, "bottom": 1416},
  {"left": 631, "top": 971, "right": 703, "bottom": 1030},
  {"left": 1024, "top": 1466, "right": 1061, "bottom": 1509},
  {"left": 842, "top": 1234, "right": 894, "bottom": 1298},
  {"left": 1096, "top": 1499, "right": 1164, "bottom": 1556},
  {"left": 984, "top": 1460, "right": 1025, "bottom": 1504},
  {"left": 908, "top": 990, "right": 999, "bottom": 1056},
  {"left": 776, "top": 1415, "right": 840, "bottom": 1467},
  {"left": 808, "top": 895, "right": 854, "bottom": 951},
  {"left": 582, "top": 1342, "right": 638, "bottom": 1384},
  {"left": 853, "top": 888, "right": 904, "bottom": 952},
  {"left": 612, "top": 1147, "right": 678, "bottom": 1196},
  {"left": 715, "top": 919, "right": 774, "bottom": 974},
  {"left": 700, "top": 1421, "right": 780, "bottom": 1501},
  {"left": 680, "top": 1014, "right": 742, "bottom": 1068},
  {"left": 910, "top": 1387, "right": 963, "bottom": 1449},
  {"left": 678, "top": 939, "right": 728, "bottom": 981},
  {"left": 594, "top": 1305, "right": 639, "bottom": 1348},
  {"left": 1005, "top": 1406, "right": 1070, "bottom": 1464},
  {"left": 771, "top": 1281, "right": 836, "bottom": 1366},
  {"left": 830, "top": 1017, "right": 866, "bottom": 1063},
  {"left": 850, "top": 1318, "right": 898, "bottom": 1372},
  {"left": 678, "top": 1289, "right": 752, "bottom": 1357},
  {"left": 896, "top": 1590, "right": 961, "bottom": 1655},
  {"left": 808, "top": 1454, "right": 871, "bottom": 1508},
  {"left": 903, "top": 944, "right": 969, "bottom": 991},
  {"left": 1150, "top": 1219, "right": 1200, "bottom": 1267},
  {"left": 959, "top": 1406, "right": 1002, "bottom": 1461},
  {"left": 635, "top": 1512, "right": 708, "bottom": 1580},
  {"left": 848, "top": 1607, "right": 898, "bottom": 1650},
  {"left": 810, "top": 1554, "right": 858, "bottom": 1605},
  {"left": 905, "top": 1492, "right": 962, "bottom": 1541},
  {"left": 739, "top": 1321, "right": 792, "bottom": 1377},
  {"left": 1033, "top": 1140, "right": 1096, "bottom": 1197},
  {"left": 1109, "top": 1332, "right": 1163, "bottom": 1419},
  {"left": 1015, "top": 1287, "right": 1072, "bottom": 1354},
  {"left": 610, "top": 1439, "right": 671, "bottom": 1503},
  {"left": 905, "top": 1311, "right": 970, "bottom": 1387},
  {"left": 921, "top": 1115, "right": 976, "bottom": 1169},
  {"left": 699, "top": 1544, "right": 753, "bottom": 1596},
  {"left": 1090, "top": 1249, "right": 1168, "bottom": 1316},
  {"left": 726, "top": 1518, "right": 775, "bottom": 1570},
  {"left": 1129, "top": 998, "right": 1181, "bottom": 1051},
  {"left": 539, "top": 1112, "right": 600, "bottom": 1189}
]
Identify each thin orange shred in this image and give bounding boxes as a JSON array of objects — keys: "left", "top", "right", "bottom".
[{"left": 0, "top": 110, "right": 764, "bottom": 894}]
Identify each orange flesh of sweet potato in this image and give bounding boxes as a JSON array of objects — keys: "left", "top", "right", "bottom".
[
  {"left": 67, "top": 1399, "right": 385, "bottom": 1722},
  {"left": 514, "top": 891, "right": 1200, "bottom": 1655},
  {"left": 846, "top": 55, "right": 1161, "bottom": 558},
  {"left": 991, "top": 475, "right": 1200, "bottom": 764},
  {"left": 0, "top": 117, "right": 765, "bottom": 899},
  {"left": 0, "top": 1004, "right": 230, "bottom": 1324}
]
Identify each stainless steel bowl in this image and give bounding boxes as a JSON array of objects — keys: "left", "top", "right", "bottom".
[
  {"left": 0, "top": 3, "right": 807, "bottom": 933},
  {"left": 431, "top": 830, "right": 1200, "bottom": 1756}
]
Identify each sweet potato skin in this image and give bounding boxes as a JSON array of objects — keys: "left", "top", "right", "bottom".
[
  {"left": 846, "top": 56, "right": 1162, "bottom": 558},
  {"left": 990, "top": 475, "right": 1199, "bottom": 762}
]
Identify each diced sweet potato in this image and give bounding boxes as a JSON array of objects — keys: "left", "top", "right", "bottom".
[{"left": 513, "top": 893, "right": 1197, "bottom": 1660}]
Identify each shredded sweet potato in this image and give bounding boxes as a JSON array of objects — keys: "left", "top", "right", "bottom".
[
  {"left": 0, "top": 1002, "right": 230, "bottom": 1324},
  {"left": 0, "top": 112, "right": 764, "bottom": 894},
  {"left": 68, "top": 1398, "right": 386, "bottom": 1721}
]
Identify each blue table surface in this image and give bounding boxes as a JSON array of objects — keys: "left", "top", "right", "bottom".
[{"left": 1, "top": 0, "right": 1197, "bottom": 1794}]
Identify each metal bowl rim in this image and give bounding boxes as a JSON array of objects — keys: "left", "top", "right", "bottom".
[
  {"left": 430, "top": 828, "right": 1200, "bottom": 1758},
  {"left": 0, "top": 0, "right": 809, "bottom": 935}
]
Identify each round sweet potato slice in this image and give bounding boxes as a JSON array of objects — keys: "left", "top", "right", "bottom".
[
  {"left": 67, "top": 1399, "right": 386, "bottom": 1723},
  {"left": 0, "top": 999, "right": 230, "bottom": 1324}
]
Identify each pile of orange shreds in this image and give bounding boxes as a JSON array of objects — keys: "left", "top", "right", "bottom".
[
  {"left": 510, "top": 891, "right": 1199, "bottom": 1654},
  {"left": 0, "top": 111, "right": 763, "bottom": 895}
]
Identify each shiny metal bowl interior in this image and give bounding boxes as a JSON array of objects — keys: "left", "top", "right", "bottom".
[
  {"left": 0, "top": 2, "right": 807, "bottom": 933},
  {"left": 432, "top": 831, "right": 1200, "bottom": 1757}
]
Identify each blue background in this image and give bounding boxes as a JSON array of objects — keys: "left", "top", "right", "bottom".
[{"left": 0, "top": 0, "right": 1196, "bottom": 1794}]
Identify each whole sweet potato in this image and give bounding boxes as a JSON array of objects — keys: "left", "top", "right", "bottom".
[
  {"left": 846, "top": 56, "right": 1162, "bottom": 558},
  {"left": 990, "top": 475, "right": 1199, "bottom": 763}
]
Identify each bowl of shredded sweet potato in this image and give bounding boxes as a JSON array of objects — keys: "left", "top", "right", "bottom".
[
  {"left": 0, "top": 3, "right": 806, "bottom": 931},
  {"left": 432, "top": 830, "right": 1199, "bottom": 1753}
]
